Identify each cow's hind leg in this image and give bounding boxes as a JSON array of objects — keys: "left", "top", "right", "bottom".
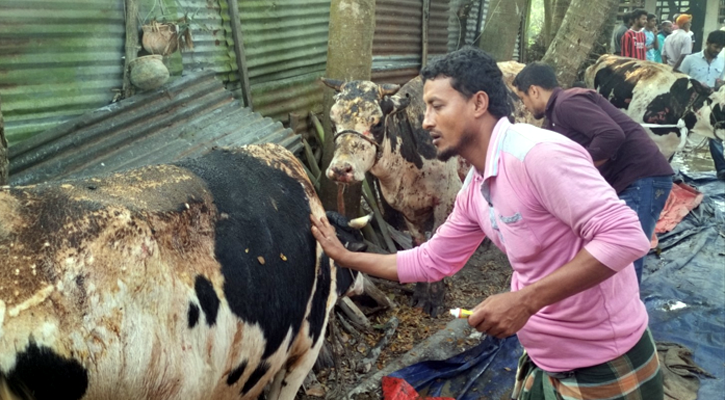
[{"left": 269, "top": 339, "right": 325, "bottom": 400}]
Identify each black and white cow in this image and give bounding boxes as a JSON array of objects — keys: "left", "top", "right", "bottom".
[
  {"left": 321, "top": 61, "right": 535, "bottom": 317},
  {"left": 585, "top": 55, "right": 725, "bottom": 159},
  {"left": 0, "top": 143, "right": 366, "bottom": 400}
]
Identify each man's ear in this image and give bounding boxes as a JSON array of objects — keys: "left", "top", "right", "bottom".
[{"left": 472, "top": 91, "right": 490, "bottom": 116}]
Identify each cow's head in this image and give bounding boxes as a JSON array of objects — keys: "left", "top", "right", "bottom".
[
  {"left": 321, "top": 78, "right": 411, "bottom": 183},
  {"left": 690, "top": 84, "right": 725, "bottom": 142},
  {"left": 326, "top": 211, "right": 371, "bottom": 296}
]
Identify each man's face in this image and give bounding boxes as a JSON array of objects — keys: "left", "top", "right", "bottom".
[
  {"left": 634, "top": 14, "right": 648, "bottom": 29},
  {"left": 647, "top": 17, "right": 657, "bottom": 30},
  {"left": 515, "top": 88, "right": 546, "bottom": 120},
  {"left": 422, "top": 77, "right": 476, "bottom": 162},
  {"left": 705, "top": 42, "right": 724, "bottom": 59},
  {"left": 662, "top": 23, "right": 673, "bottom": 34}
]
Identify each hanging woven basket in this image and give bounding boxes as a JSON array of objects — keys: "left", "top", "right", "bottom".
[{"left": 142, "top": 21, "right": 179, "bottom": 56}]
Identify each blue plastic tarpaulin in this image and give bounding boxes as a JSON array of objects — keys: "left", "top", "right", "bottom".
[{"left": 388, "top": 171, "right": 724, "bottom": 399}]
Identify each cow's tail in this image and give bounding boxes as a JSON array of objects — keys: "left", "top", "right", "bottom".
[{"left": 0, "top": 374, "right": 32, "bottom": 400}]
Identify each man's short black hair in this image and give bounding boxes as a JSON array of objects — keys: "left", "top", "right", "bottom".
[
  {"left": 707, "top": 30, "right": 725, "bottom": 46},
  {"left": 512, "top": 62, "right": 559, "bottom": 94},
  {"left": 630, "top": 9, "right": 648, "bottom": 21},
  {"left": 647, "top": 13, "right": 657, "bottom": 21},
  {"left": 622, "top": 12, "right": 631, "bottom": 23},
  {"left": 420, "top": 46, "right": 512, "bottom": 119}
]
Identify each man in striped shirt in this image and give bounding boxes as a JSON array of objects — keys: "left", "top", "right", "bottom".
[{"left": 621, "top": 9, "right": 648, "bottom": 60}]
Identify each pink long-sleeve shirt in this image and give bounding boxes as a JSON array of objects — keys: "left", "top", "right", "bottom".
[{"left": 398, "top": 118, "right": 651, "bottom": 372}]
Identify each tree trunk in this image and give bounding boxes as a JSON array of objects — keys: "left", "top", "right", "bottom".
[
  {"left": 0, "top": 94, "right": 8, "bottom": 185},
  {"left": 319, "top": 0, "right": 376, "bottom": 216},
  {"left": 542, "top": 0, "right": 554, "bottom": 48},
  {"left": 541, "top": 0, "right": 619, "bottom": 87},
  {"left": 551, "top": 0, "right": 571, "bottom": 37},
  {"left": 478, "top": 0, "right": 527, "bottom": 61}
]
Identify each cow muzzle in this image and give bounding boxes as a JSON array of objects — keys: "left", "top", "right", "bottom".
[{"left": 327, "top": 162, "right": 355, "bottom": 183}]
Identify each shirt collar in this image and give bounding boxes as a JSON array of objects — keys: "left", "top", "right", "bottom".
[
  {"left": 544, "top": 87, "right": 564, "bottom": 122},
  {"left": 479, "top": 117, "right": 512, "bottom": 203}
]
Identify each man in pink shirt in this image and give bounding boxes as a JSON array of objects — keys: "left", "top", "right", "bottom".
[{"left": 311, "top": 47, "right": 663, "bottom": 399}]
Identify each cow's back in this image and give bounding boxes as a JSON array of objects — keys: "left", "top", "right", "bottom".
[{"left": 0, "top": 144, "right": 331, "bottom": 400}]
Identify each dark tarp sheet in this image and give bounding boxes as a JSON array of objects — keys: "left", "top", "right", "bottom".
[{"left": 388, "top": 171, "right": 724, "bottom": 399}]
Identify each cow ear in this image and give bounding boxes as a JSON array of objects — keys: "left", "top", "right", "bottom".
[
  {"left": 379, "top": 83, "right": 401, "bottom": 97},
  {"left": 690, "top": 79, "right": 714, "bottom": 96},
  {"left": 321, "top": 78, "right": 345, "bottom": 91},
  {"left": 383, "top": 93, "right": 411, "bottom": 115}
]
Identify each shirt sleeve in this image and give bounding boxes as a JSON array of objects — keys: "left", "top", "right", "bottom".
[
  {"left": 554, "top": 97, "right": 626, "bottom": 162},
  {"left": 524, "top": 142, "right": 650, "bottom": 272},
  {"left": 396, "top": 184, "right": 486, "bottom": 283},
  {"left": 679, "top": 55, "right": 692, "bottom": 75},
  {"left": 621, "top": 31, "right": 632, "bottom": 58}
]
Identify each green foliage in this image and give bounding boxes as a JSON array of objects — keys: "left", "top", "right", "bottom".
[{"left": 528, "top": 0, "right": 545, "bottom": 46}]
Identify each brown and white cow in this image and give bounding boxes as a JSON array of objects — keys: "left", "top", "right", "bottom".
[
  {"left": 0, "top": 143, "right": 366, "bottom": 400},
  {"left": 585, "top": 55, "right": 725, "bottom": 159},
  {"left": 321, "top": 62, "right": 536, "bottom": 316}
]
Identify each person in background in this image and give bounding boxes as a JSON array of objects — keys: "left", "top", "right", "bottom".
[
  {"left": 621, "top": 9, "right": 649, "bottom": 60},
  {"left": 679, "top": 30, "right": 725, "bottom": 180},
  {"left": 612, "top": 12, "right": 633, "bottom": 56},
  {"left": 645, "top": 13, "right": 660, "bottom": 62},
  {"left": 512, "top": 62, "right": 674, "bottom": 283},
  {"left": 656, "top": 20, "right": 673, "bottom": 63},
  {"left": 663, "top": 14, "right": 693, "bottom": 68}
]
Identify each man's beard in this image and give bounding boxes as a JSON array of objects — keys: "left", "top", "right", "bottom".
[{"left": 437, "top": 129, "right": 475, "bottom": 162}]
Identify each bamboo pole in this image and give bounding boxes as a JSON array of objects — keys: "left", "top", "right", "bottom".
[
  {"left": 226, "top": 0, "right": 253, "bottom": 109},
  {"left": 123, "top": 0, "right": 139, "bottom": 98},
  {"left": 422, "top": 0, "right": 430, "bottom": 67}
]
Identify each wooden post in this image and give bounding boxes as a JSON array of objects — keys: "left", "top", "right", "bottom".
[
  {"left": 0, "top": 94, "right": 7, "bottom": 185},
  {"left": 422, "top": 0, "right": 430, "bottom": 67},
  {"left": 227, "top": 0, "right": 253, "bottom": 109},
  {"left": 318, "top": 0, "right": 376, "bottom": 216},
  {"left": 123, "top": 0, "right": 139, "bottom": 98}
]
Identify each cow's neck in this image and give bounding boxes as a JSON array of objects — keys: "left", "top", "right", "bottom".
[{"left": 370, "top": 137, "right": 411, "bottom": 200}]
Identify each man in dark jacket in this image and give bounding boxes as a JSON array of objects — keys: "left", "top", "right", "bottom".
[{"left": 513, "top": 62, "right": 674, "bottom": 284}]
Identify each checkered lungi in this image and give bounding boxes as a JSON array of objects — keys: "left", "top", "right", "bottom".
[{"left": 512, "top": 329, "right": 663, "bottom": 400}]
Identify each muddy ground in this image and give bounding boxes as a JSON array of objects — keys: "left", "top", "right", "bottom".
[{"left": 296, "top": 240, "right": 513, "bottom": 399}]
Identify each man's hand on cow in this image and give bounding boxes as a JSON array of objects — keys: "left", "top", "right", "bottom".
[
  {"left": 467, "top": 291, "right": 534, "bottom": 338},
  {"left": 311, "top": 214, "right": 350, "bottom": 262}
]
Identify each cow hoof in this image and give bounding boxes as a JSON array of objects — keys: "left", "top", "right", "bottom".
[{"left": 410, "top": 281, "right": 446, "bottom": 317}]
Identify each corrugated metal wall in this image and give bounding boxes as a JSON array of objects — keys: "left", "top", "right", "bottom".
[
  {"left": 371, "top": 0, "right": 423, "bottom": 84},
  {"left": 178, "top": 0, "right": 236, "bottom": 81},
  {"left": 371, "top": 0, "right": 492, "bottom": 85},
  {"left": 447, "top": 0, "right": 486, "bottom": 52},
  {"left": 429, "top": 0, "right": 451, "bottom": 55},
  {"left": 238, "top": 0, "right": 331, "bottom": 123},
  {"left": 0, "top": 0, "right": 125, "bottom": 145}
]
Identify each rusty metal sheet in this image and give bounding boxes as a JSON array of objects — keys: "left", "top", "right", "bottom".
[
  {"left": 0, "top": 0, "right": 126, "bottom": 146},
  {"left": 9, "top": 71, "right": 298, "bottom": 186},
  {"left": 429, "top": 0, "right": 451, "bottom": 54}
]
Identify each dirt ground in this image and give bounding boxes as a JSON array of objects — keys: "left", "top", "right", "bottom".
[{"left": 297, "top": 240, "right": 513, "bottom": 399}]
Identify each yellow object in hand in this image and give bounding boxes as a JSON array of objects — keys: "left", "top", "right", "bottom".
[{"left": 449, "top": 308, "right": 473, "bottom": 318}]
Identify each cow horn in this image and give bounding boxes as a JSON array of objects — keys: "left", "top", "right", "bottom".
[
  {"left": 348, "top": 214, "right": 373, "bottom": 229},
  {"left": 379, "top": 84, "right": 401, "bottom": 97},
  {"left": 321, "top": 78, "right": 345, "bottom": 91}
]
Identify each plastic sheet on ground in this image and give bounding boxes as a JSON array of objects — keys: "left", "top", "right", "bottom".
[
  {"left": 642, "top": 171, "right": 725, "bottom": 399},
  {"left": 387, "top": 171, "right": 724, "bottom": 399}
]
